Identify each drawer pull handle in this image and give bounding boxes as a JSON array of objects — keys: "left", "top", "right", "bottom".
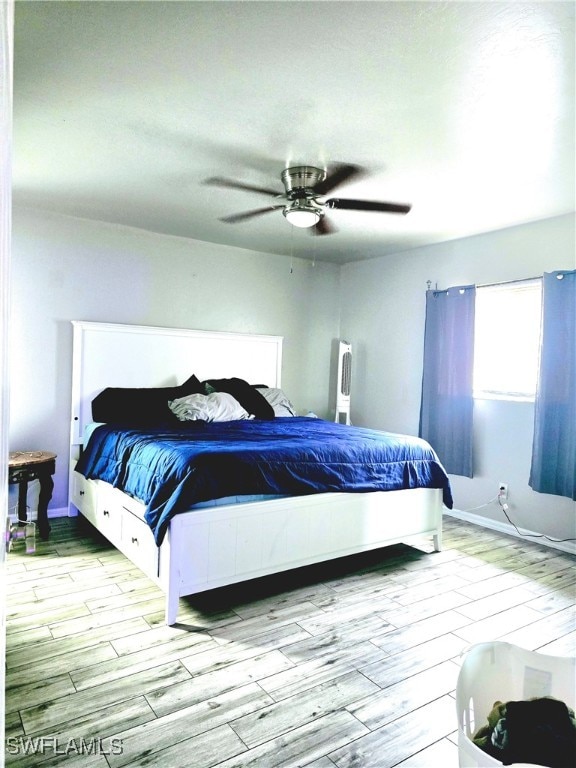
[
  {"left": 103, "top": 510, "right": 110, "bottom": 517},
  {"left": 131, "top": 537, "right": 138, "bottom": 544},
  {"left": 79, "top": 490, "right": 85, "bottom": 496}
]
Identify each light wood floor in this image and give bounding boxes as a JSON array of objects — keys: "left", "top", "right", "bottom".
[{"left": 5, "top": 515, "right": 575, "bottom": 768}]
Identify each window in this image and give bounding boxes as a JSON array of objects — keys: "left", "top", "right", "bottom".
[{"left": 473, "top": 279, "right": 542, "bottom": 400}]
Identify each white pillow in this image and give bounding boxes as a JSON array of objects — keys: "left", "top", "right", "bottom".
[
  {"left": 169, "top": 392, "right": 250, "bottom": 422},
  {"left": 256, "top": 387, "right": 297, "bottom": 417}
]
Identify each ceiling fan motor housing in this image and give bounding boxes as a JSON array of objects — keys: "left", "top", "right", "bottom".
[{"left": 281, "top": 166, "right": 326, "bottom": 196}]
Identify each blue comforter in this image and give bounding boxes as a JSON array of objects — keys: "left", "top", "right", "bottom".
[{"left": 76, "top": 417, "right": 453, "bottom": 545}]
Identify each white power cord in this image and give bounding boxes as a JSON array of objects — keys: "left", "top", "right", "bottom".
[
  {"left": 457, "top": 492, "right": 575, "bottom": 544},
  {"left": 496, "top": 492, "right": 575, "bottom": 544},
  {"left": 460, "top": 495, "right": 499, "bottom": 513}
]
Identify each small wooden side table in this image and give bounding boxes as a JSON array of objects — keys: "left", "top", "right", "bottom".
[{"left": 8, "top": 451, "right": 56, "bottom": 540}]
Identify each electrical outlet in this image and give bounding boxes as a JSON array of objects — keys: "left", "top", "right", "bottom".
[{"left": 498, "top": 483, "right": 508, "bottom": 500}]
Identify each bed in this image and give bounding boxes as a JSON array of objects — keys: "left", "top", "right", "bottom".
[{"left": 69, "top": 321, "right": 451, "bottom": 625}]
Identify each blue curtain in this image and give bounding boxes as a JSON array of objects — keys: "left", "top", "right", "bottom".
[
  {"left": 529, "top": 270, "right": 576, "bottom": 500},
  {"left": 419, "top": 285, "right": 476, "bottom": 477}
]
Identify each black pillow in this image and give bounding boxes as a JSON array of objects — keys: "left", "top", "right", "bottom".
[
  {"left": 203, "top": 377, "right": 275, "bottom": 419},
  {"left": 92, "top": 373, "right": 203, "bottom": 425}
]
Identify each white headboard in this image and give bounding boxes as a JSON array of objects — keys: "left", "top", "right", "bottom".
[{"left": 70, "top": 321, "right": 283, "bottom": 447}]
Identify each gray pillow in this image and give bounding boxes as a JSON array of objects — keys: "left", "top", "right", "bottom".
[
  {"left": 169, "top": 392, "right": 250, "bottom": 422},
  {"left": 255, "top": 387, "right": 297, "bottom": 417}
]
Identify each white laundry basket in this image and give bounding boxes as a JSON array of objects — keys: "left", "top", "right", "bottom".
[{"left": 456, "top": 642, "right": 576, "bottom": 767}]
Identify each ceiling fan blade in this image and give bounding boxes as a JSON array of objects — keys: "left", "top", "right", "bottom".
[
  {"left": 204, "top": 176, "right": 281, "bottom": 197},
  {"left": 313, "top": 163, "right": 365, "bottom": 195},
  {"left": 312, "top": 216, "right": 338, "bottom": 236},
  {"left": 327, "top": 198, "right": 411, "bottom": 214},
  {"left": 220, "top": 205, "right": 284, "bottom": 223}
]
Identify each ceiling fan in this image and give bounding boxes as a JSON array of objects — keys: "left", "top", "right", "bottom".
[{"left": 203, "top": 163, "right": 411, "bottom": 235}]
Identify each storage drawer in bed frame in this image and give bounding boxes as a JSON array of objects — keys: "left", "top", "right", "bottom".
[{"left": 71, "top": 470, "right": 160, "bottom": 581}]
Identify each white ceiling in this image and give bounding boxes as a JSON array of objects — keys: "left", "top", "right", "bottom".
[{"left": 13, "top": 1, "right": 575, "bottom": 265}]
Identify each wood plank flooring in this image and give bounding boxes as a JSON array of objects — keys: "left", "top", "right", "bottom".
[{"left": 4, "top": 515, "right": 575, "bottom": 767}]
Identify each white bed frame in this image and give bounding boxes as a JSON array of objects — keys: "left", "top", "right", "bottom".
[{"left": 69, "top": 321, "right": 443, "bottom": 625}]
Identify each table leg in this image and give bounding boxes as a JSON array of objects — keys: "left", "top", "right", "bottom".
[
  {"left": 37, "top": 472, "right": 53, "bottom": 540},
  {"left": 17, "top": 481, "right": 28, "bottom": 525}
]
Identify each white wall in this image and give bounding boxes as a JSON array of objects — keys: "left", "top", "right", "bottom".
[
  {"left": 9, "top": 206, "right": 341, "bottom": 513},
  {"left": 340, "top": 213, "right": 576, "bottom": 545}
]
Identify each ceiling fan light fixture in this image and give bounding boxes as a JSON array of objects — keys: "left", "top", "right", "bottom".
[
  {"left": 283, "top": 196, "right": 322, "bottom": 228},
  {"left": 284, "top": 208, "right": 321, "bottom": 228}
]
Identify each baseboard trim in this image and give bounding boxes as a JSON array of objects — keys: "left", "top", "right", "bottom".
[
  {"left": 48, "top": 506, "right": 71, "bottom": 519},
  {"left": 445, "top": 508, "right": 576, "bottom": 556}
]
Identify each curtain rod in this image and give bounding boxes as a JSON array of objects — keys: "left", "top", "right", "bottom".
[
  {"left": 478, "top": 275, "right": 542, "bottom": 288},
  {"left": 427, "top": 275, "right": 543, "bottom": 292}
]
